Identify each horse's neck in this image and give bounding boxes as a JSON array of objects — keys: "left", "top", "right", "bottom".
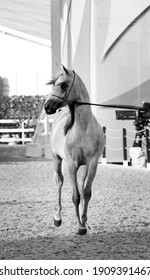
[
  {"left": 75, "top": 104, "right": 92, "bottom": 131},
  {"left": 76, "top": 74, "right": 90, "bottom": 104},
  {"left": 74, "top": 78, "right": 93, "bottom": 130}
]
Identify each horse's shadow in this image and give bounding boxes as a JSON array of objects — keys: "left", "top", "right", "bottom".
[{"left": 1, "top": 230, "right": 150, "bottom": 259}]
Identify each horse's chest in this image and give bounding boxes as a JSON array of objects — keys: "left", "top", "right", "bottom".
[
  {"left": 69, "top": 146, "right": 86, "bottom": 167},
  {"left": 65, "top": 134, "right": 91, "bottom": 165}
]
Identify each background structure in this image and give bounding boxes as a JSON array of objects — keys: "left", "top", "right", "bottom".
[
  {"left": 0, "top": 0, "right": 150, "bottom": 161},
  {"left": 58, "top": 0, "right": 150, "bottom": 161},
  {"left": 0, "top": 0, "right": 51, "bottom": 96}
]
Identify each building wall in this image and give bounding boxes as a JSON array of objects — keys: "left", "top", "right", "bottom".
[
  {"left": 61, "top": 0, "right": 150, "bottom": 161},
  {"left": 93, "top": 0, "right": 150, "bottom": 161}
]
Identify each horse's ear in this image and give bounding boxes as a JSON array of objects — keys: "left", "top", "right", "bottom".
[{"left": 61, "top": 64, "right": 69, "bottom": 75}]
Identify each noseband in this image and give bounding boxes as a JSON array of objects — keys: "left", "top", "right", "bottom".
[{"left": 51, "top": 70, "right": 76, "bottom": 104}]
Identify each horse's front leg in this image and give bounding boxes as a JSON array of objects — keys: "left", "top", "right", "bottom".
[
  {"left": 67, "top": 161, "right": 86, "bottom": 235},
  {"left": 53, "top": 154, "right": 64, "bottom": 227}
]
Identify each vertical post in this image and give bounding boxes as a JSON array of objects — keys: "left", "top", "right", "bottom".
[
  {"left": 15, "top": 73, "right": 18, "bottom": 95},
  {"left": 22, "top": 121, "right": 25, "bottom": 145},
  {"left": 123, "top": 128, "right": 128, "bottom": 167},
  {"left": 43, "top": 116, "right": 49, "bottom": 146},
  {"left": 146, "top": 129, "right": 150, "bottom": 169},
  {"left": 0, "top": 76, "right": 2, "bottom": 98},
  {"left": 102, "top": 126, "right": 106, "bottom": 164},
  {"left": 51, "top": 0, "right": 61, "bottom": 76},
  {"left": 43, "top": 116, "right": 48, "bottom": 135},
  {"left": 67, "top": 1, "right": 72, "bottom": 68}
]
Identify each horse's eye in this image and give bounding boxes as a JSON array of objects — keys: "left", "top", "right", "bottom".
[{"left": 61, "top": 83, "right": 68, "bottom": 91}]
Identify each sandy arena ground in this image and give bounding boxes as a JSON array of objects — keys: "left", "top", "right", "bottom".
[{"left": 0, "top": 146, "right": 150, "bottom": 259}]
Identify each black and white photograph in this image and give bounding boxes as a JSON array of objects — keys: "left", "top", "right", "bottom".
[{"left": 0, "top": 0, "right": 150, "bottom": 278}]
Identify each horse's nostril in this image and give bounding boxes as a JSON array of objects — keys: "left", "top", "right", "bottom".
[
  {"left": 44, "top": 102, "right": 52, "bottom": 114},
  {"left": 44, "top": 105, "right": 49, "bottom": 113}
]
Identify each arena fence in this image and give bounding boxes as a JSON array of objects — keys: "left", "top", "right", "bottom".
[
  {"left": 25, "top": 115, "right": 150, "bottom": 169},
  {"left": 102, "top": 126, "right": 150, "bottom": 169},
  {"left": 33, "top": 116, "right": 150, "bottom": 168},
  {"left": 0, "top": 120, "right": 34, "bottom": 144}
]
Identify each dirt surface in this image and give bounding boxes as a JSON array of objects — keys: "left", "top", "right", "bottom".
[{"left": 0, "top": 145, "right": 150, "bottom": 259}]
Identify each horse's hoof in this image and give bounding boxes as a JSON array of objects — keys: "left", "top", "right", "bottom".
[
  {"left": 78, "top": 227, "right": 87, "bottom": 235},
  {"left": 54, "top": 218, "right": 62, "bottom": 227}
]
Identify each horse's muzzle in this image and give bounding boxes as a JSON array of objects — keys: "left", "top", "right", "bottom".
[
  {"left": 45, "top": 98, "right": 65, "bottom": 115},
  {"left": 44, "top": 100, "right": 56, "bottom": 115}
]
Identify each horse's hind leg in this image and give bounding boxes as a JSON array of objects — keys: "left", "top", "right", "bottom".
[
  {"left": 77, "top": 166, "right": 88, "bottom": 235},
  {"left": 53, "top": 154, "right": 64, "bottom": 227}
]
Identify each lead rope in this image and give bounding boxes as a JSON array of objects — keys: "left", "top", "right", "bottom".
[
  {"left": 51, "top": 94, "right": 146, "bottom": 112},
  {"left": 51, "top": 70, "right": 146, "bottom": 111}
]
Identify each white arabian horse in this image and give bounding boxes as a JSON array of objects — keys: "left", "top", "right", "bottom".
[{"left": 44, "top": 66, "right": 104, "bottom": 235}]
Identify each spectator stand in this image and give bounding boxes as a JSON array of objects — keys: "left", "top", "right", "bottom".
[{"left": 0, "top": 95, "right": 47, "bottom": 146}]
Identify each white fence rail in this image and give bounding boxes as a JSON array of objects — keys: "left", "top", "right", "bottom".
[
  {"left": 38, "top": 117, "right": 54, "bottom": 136},
  {"left": 0, "top": 120, "right": 34, "bottom": 144}
]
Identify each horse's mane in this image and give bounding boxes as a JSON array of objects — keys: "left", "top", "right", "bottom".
[{"left": 64, "top": 103, "right": 75, "bottom": 135}]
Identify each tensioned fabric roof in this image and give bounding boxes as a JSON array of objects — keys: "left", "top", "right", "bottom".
[{"left": 0, "top": 0, "right": 51, "bottom": 41}]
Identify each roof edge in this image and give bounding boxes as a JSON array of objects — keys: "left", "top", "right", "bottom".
[{"left": 0, "top": 25, "right": 51, "bottom": 48}]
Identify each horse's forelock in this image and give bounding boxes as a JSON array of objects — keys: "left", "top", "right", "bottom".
[
  {"left": 46, "top": 79, "right": 55, "bottom": 85},
  {"left": 46, "top": 70, "right": 63, "bottom": 86}
]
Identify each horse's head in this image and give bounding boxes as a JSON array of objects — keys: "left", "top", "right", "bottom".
[{"left": 44, "top": 65, "right": 75, "bottom": 115}]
